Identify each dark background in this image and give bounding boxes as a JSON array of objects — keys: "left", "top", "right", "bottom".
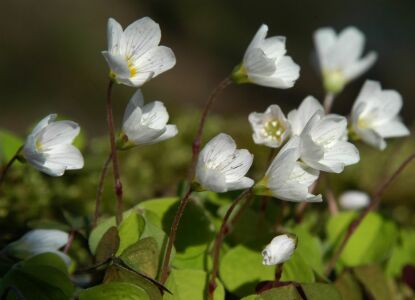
[{"left": 1, "top": 0, "right": 414, "bottom": 136}]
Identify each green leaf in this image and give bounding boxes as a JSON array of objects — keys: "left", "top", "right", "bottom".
[
  {"left": 353, "top": 265, "right": 395, "bottom": 300},
  {"left": 280, "top": 252, "right": 315, "bottom": 283},
  {"left": 103, "top": 265, "right": 162, "bottom": 300},
  {"left": 79, "top": 282, "right": 150, "bottom": 300},
  {"left": 326, "top": 212, "right": 398, "bottom": 267},
  {"left": 301, "top": 283, "right": 342, "bottom": 300},
  {"left": 0, "top": 253, "right": 74, "bottom": 300},
  {"left": 121, "top": 237, "right": 159, "bottom": 279},
  {"left": 95, "top": 226, "right": 120, "bottom": 263},
  {"left": 89, "top": 211, "right": 145, "bottom": 255},
  {"left": 290, "top": 225, "right": 323, "bottom": 274},
  {"left": 386, "top": 229, "right": 415, "bottom": 277},
  {"left": 116, "top": 213, "right": 146, "bottom": 255},
  {"left": 164, "top": 269, "right": 225, "bottom": 300},
  {"left": 0, "top": 129, "right": 22, "bottom": 164},
  {"left": 219, "top": 245, "right": 274, "bottom": 296},
  {"left": 335, "top": 271, "right": 363, "bottom": 300},
  {"left": 259, "top": 285, "right": 302, "bottom": 300},
  {"left": 138, "top": 198, "right": 214, "bottom": 260}
]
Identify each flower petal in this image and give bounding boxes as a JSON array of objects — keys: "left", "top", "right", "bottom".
[
  {"left": 102, "top": 51, "right": 131, "bottom": 78},
  {"left": 38, "top": 121, "right": 80, "bottom": 149},
  {"left": 288, "top": 96, "right": 324, "bottom": 136},
  {"left": 196, "top": 165, "right": 228, "bottom": 193},
  {"left": 42, "top": 144, "right": 84, "bottom": 176},
  {"left": 107, "top": 18, "right": 124, "bottom": 52},
  {"left": 141, "top": 101, "right": 169, "bottom": 130},
  {"left": 146, "top": 124, "right": 178, "bottom": 144},
  {"left": 200, "top": 133, "right": 236, "bottom": 167},
  {"left": 123, "top": 17, "right": 161, "bottom": 59},
  {"left": 245, "top": 48, "right": 276, "bottom": 76},
  {"left": 245, "top": 24, "right": 268, "bottom": 56},
  {"left": 313, "top": 27, "right": 337, "bottom": 69},
  {"left": 343, "top": 51, "right": 377, "bottom": 81},
  {"left": 226, "top": 177, "right": 255, "bottom": 191},
  {"left": 134, "top": 46, "right": 176, "bottom": 78},
  {"left": 123, "top": 89, "right": 144, "bottom": 127},
  {"left": 374, "top": 119, "right": 410, "bottom": 138},
  {"left": 221, "top": 149, "right": 254, "bottom": 182}
]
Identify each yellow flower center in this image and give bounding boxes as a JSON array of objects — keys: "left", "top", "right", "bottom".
[{"left": 262, "top": 120, "right": 285, "bottom": 141}]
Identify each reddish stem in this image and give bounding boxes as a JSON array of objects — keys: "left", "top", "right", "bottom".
[
  {"left": 208, "top": 189, "right": 252, "bottom": 300},
  {"left": 188, "top": 77, "right": 232, "bottom": 181},
  {"left": 93, "top": 152, "right": 112, "bottom": 228},
  {"left": 105, "top": 80, "right": 123, "bottom": 226},
  {"left": 160, "top": 186, "right": 193, "bottom": 283}
]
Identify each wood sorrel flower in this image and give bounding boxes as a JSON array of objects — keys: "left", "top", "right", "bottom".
[
  {"left": 232, "top": 24, "right": 300, "bottom": 88},
  {"left": 351, "top": 80, "right": 410, "bottom": 150},
  {"left": 6, "top": 229, "right": 70, "bottom": 265},
  {"left": 118, "top": 90, "right": 178, "bottom": 149},
  {"left": 314, "top": 26, "right": 377, "bottom": 94},
  {"left": 23, "top": 114, "right": 84, "bottom": 176},
  {"left": 255, "top": 137, "right": 322, "bottom": 202},
  {"left": 339, "top": 190, "right": 370, "bottom": 210},
  {"left": 287, "top": 96, "right": 324, "bottom": 136},
  {"left": 248, "top": 105, "right": 291, "bottom": 148},
  {"left": 102, "top": 17, "right": 176, "bottom": 87},
  {"left": 195, "top": 133, "right": 254, "bottom": 193},
  {"left": 300, "top": 113, "right": 359, "bottom": 173},
  {"left": 262, "top": 234, "right": 297, "bottom": 265}
]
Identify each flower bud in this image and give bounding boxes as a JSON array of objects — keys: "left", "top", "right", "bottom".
[
  {"left": 339, "top": 190, "right": 370, "bottom": 210},
  {"left": 262, "top": 234, "right": 297, "bottom": 266}
]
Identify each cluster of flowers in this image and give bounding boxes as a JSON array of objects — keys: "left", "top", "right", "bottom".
[{"left": 13, "top": 17, "right": 410, "bottom": 269}]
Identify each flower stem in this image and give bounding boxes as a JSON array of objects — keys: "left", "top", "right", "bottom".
[
  {"left": 208, "top": 189, "right": 252, "bottom": 300},
  {"left": 188, "top": 77, "right": 232, "bottom": 181},
  {"left": 160, "top": 186, "right": 193, "bottom": 284},
  {"left": 0, "top": 145, "right": 23, "bottom": 188},
  {"left": 323, "top": 92, "right": 335, "bottom": 113},
  {"left": 93, "top": 152, "right": 112, "bottom": 228},
  {"left": 105, "top": 80, "right": 123, "bottom": 226},
  {"left": 325, "top": 151, "right": 415, "bottom": 276},
  {"left": 63, "top": 231, "right": 76, "bottom": 254}
]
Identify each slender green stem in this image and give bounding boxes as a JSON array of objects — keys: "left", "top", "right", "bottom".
[
  {"left": 105, "top": 80, "right": 123, "bottom": 226},
  {"left": 0, "top": 145, "right": 23, "bottom": 188},
  {"left": 93, "top": 152, "right": 112, "bottom": 228},
  {"left": 160, "top": 186, "right": 193, "bottom": 284},
  {"left": 63, "top": 231, "right": 76, "bottom": 254},
  {"left": 325, "top": 151, "right": 415, "bottom": 275},
  {"left": 188, "top": 77, "right": 232, "bottom": 181},
  {"left": 208, "top": 189, "right": 252, "bottom": 300}
]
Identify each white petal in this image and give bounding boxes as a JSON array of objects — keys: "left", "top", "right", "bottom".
[
  {"left": 262, "top": 234, "right": 296, "bottom": 265},
  {"left": 288, "top": 96, "right": 324, "bottom": 136},
  {"left": 226, "top": 177, "right": 255, "bottom": 191},
  {"left": 200, "top": 134, "right": 236, "bottom": 167},
  {"left": 272, "top": 56, "right": 300, "bottom": 87},
  {"left": 141, "top": 101, "right": 169, "bottom": 129},
  {"left": 309, "top": 115, "right": 347, "bottom": 147},
  {"left": 134, "top": 46, "right": 176, "bottom": 78},
  {"left": 38, "top": 121, "right": 80, "bottom": 149},
  {"left": 245, "top": 24, "right": 268, "bottom": 56},
  {"left": 221, "top": 149, "right": 253, "bottom": 182},
  {"left": 331, "top": 27, "right": 365, "bottom": 68},
  {"left": 8, "top": 229, "right": 68, "bottom": 259},
  {"left": 374, "top": 119, "right": 410, "bottom": 138},
  {"left": 343, "top": 51, "right": 377, "bottom": 81},
  {"left": 317, "top": 141, "right": 360, "bottom": 173},
  {"left": 146, "top": 124, "right": 178, "bottom": 144},
  {"left": 313, "top": 27, "right": 337, "bottom": 69},
  {"left": 353, "top": 80, "right": 382, "bottom": 107},
  {"left": 43, "top": 144, "right": 84, "bottom": 176},
  {"left": 123, "top": 89, "right": 144, "bottom": 127},
  {"left": 261, "top": 36, "right": 286, "bottom": 59},
  {"left": 122, "top": 17, "right": 161, "bottom": 59},
  {"left": 245, "top": 48, "right": 276, "bottom": 76},
  {"left": 102, "top": 51, "right": 131, "bottom": 79},
  {"left": 196, "top": 165, "right": 228, "bottom": 193},
  {"left": 125, "top": 72, "right": 154, "bottom": 87},
  {"left": 266, "top": 147, "right": 297, "bottom": 184},
  {"left": 107, "top": 18, "right": 124, "bottom": 52},
  {"left": 31, "top": 114, "right": 57, "bottom": 137},
  {"left": 355, "top": 127, "right": 386, "bottom": 150}
]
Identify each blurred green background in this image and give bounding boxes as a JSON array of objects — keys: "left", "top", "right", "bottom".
[{"left": 1, "top": 0, "right": 415, "bottom": 242}]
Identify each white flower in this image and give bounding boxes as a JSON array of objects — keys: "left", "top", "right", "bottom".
[
  {"left": 256, "top": 137, "right": 322, "bottom": 202},
  {"left": 232, "top": 24, "right": 300, "bottom": 88},
  {"left": 314, "top": 26, "right": 377, "bottom": 93},
  {"left": 23, "top": 114, "right": 84, "bottom": 176},
  {"left": 6, "top": 229, "right": 71, "bottom": 265},
  {"left": 351, "top": 80, "right": 410, "bottom": 150},
  {"left": 195, "top": 133, "right": 254, "bottom": 193},
  {"left": 118, "top": 89, "right": 178, "bottom": 149},
  {"left": 262, "top": 234, "right": 297, "bottom": 265},
  {"left": 102, "top": 17, "right": 176, "bottom": 87},
  {"left": 300, "top": 113, "right": 359, "bottom": 173},
  {"left": 287, "top": 96, "right": 324, "bottom": 136},
  {"left": 339, "top": 190, "right": 370, "bottom": 210},
  {"left": 248, "top": 105, "right": 291, "bottom": 148}
]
